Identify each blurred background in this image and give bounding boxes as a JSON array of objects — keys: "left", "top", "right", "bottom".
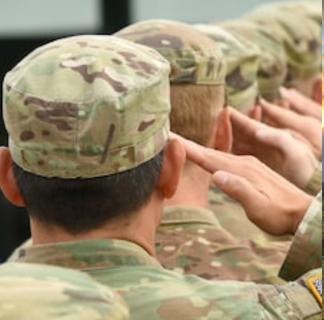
[{"left": 0, "top": 0, "right": 311, "bottom": 261}]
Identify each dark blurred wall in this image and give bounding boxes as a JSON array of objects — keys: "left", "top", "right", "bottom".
[{"left": 0, "top": 0, "right": 130, "bottom": 261}]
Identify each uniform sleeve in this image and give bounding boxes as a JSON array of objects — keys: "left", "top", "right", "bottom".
[
  {"left": 257, "top": 269, "right": 322, "bottom": 320},
  {"left": 278, "top": 191, "right": 322, "bottom": 281},
  {"left": 303, "top": 163, "right": 322, "bottom": 196}
]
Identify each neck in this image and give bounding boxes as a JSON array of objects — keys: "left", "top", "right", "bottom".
[
  {"left": 165, "top": 161, "right": 211, "bottom": 208},
  {"left": 30, "top": 192, "right": 163, "bottom": 257}
]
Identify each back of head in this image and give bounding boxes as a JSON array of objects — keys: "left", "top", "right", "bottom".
[
  {"left": 217, "top": 19, "right": 287, "bottom": 103},
  {"left": 244, "top": 5, "right": 321, "bottom": 88},
  {"left": 3, "top": 35, "right": 171, "bottom": 233},
  {"left": 115, "top": 19, "right": 227, "bottom": 146},
  {"left": 3, "top": 35, "right": 171, "bottom": 179},
  {"left": 0, "top": 262, "right": 129, "bottom": 320},
  {"left": 193, "top": 24, "right": 260, "bottom": 111}
]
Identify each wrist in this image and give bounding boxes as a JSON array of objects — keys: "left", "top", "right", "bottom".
[{"left": 290, "top": 194, "right": 313, "bottom": 235}]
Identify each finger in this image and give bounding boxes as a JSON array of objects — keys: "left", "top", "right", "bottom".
[
  {"left": 259, "top": 99, "right": 303, "bottom": 131},
  {"left": 170, "top": 132, "right": 237, "bottom": 173},
  {"left": 212, "top": 170, "right": 263, "bottom": 212},
  {"left": 279, "top": 87, "right": 321, "bottom": 120},
  {"left": 230, "top": 107, "right": 265, "bottom": 137}
]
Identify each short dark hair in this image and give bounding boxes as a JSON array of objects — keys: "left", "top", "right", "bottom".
[{"left": 12, "top": 152, "right": 163, "bottom": 234}]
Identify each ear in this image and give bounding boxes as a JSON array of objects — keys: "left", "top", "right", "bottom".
[
  {"left": 155, "top": 138, "right": 185, "bottom": 199},
  {"left": 312, "top": 76, "right": 321, "bottom": 104},
  {"left": 213, "top": 108, "right": 232, "bottom": 152},
  {"left": 0, "top": 147, "right": 25, "bottom": 207},
  {"left": 248, "top": 104, "right": 263, "bottom": 121}
]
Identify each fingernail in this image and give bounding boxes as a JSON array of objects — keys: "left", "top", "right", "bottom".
[{"left": 213, "top": 171, "right": 229, "bottom": 185}]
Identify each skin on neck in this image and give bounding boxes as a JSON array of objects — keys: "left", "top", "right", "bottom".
[
  {"left": 165, "top": 162, "right": 212, "bottom": 208},
  {"left": 30, "top": 189, "right": 165, "bottom": 257},
  {"left": 165, "top": 108, "right": 232, "bottom": 209},
  {"left": 0, "top": 138, "right": 185, "bottom": 258}
]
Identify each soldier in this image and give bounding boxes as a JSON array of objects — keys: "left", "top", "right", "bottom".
[
  {"left": 244, "top": 4, "right": 322, "bottom": 104},
  {"left": 192, "top": 23, "right": 261, "bottom": 113},
  {"left": 0, "top": 34, "right": 321, "bottom": 319},
  {"left": 115, "top": 19, "right": 319, "bottom": 281},
  {"left": 213, "top": 19, "right": 322, "bottom": 195},
  {"left": 214, "top": 20, "right": 287, "bottom": 105},
  {"left": 0, "top": 262, "right": 129, "bottom": 320}
]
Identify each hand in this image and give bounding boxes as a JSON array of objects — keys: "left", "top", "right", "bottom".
[
  {"left": 279, "top": 87, "right": 322, "bottom": 121},
  {"left": 229, "top": 108, "right": 319, "bottom": 189},
  {"left": 258, "top": 99, "right": 322, "bottom": 160},
  {"left": 171, "top": 133, "right": 313, "bottom": 236}
]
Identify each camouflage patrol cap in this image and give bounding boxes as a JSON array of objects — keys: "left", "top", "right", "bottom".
[
  {"left": 244, "top": 7, "right": 321, "bottom": 87},
  {"left": 0, "top": 262, "right": 129, "bottom": 320},
  {"left": 114, "top": 19, "right": 227, "bottom": 86},
  {"left": 3, "top": 35, "right": 171, "bottom": 179},
  {"left": 246, "top": 1, "right": 322, "bottom": 26},
  {"left": 193, "top": 24, "right": 260, "bottom": 111},
  {"left": 217, "top": 20, "right": 287, "bottom": 102}
]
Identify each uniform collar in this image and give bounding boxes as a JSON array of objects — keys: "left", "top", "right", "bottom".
[{"left": 13, "top": 238, "right": 162, "bottom": 270}]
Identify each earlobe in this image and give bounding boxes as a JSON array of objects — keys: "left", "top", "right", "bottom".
[
  {"left": 214, "top": 108, "right": 232, "bottom": 153},
  {"left": 155, "top": 138, "right": 185, "bottom": 199},
  {"left": 0, "top": 147, "right": 25, "bottom": 207}
]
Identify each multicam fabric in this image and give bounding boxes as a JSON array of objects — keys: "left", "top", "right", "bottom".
[
  {"left": 156, "top": 205, "right": 289, "bottom": 282},
  {"left": 3, "top": 35, "right": 171, "bottom": 178},
  {"left": 0, "top": 262, "right": 129, "bottom": 320},
  {"left": 217, "top": 19, "right": 287, "bottom": 102},
  {"left": 11, "top": 238, "right": 321, "bottom": 319},
  {"left": 245, "top": 1, "right": 322, "bottom": 26},
  {"left": 279, "top": 191, "right": 322, "bottom": 281},
  {"left": 193, "top": 24, "right": 260, "bottom": 111},
  {"left": 303, "top": 163, "right": 322, "bottom": 196},
  {"left": 244, "top": 6, "right": 321, "bottom": 87},
  {"left": 114, "top": 19, "right": 227, "bottom": 86}
]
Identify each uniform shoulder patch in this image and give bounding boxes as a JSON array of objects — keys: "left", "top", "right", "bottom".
[{"left": 305, "top": 274, "right": 322, "bottom": 306}]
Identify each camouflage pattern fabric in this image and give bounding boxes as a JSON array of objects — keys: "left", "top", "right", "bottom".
[
  {"left": 303, "top": 162, "right": 322, "bottom": 196},
  {"left": 0, "top": 262, "right": 129, "bottom": 320},
  {"left": 245, "top": 1, "right": 322, "bottom": 26},
  {"left": 11, "top": 238, "right": 321, "bottom": 319},
  {"left": 114, "top": 19, "right": 227, "bottom": 86},
  {"left": 3, "top": 35, "right": 171, "bottom": 178},
  {"left": 244, "top": 6, "right": 321, "bottom": 87},
  {"left": 216, "top": 19, "right": 287, "bottom": 102},
  {"left": 192, "top": 24, "right": 260, "bottom": 111},
  {"left": 279, "top": 191, "right": 322, "bottom": 281},
  {"left": 156, "top": 205, "right": 289, "bottom": 282}
]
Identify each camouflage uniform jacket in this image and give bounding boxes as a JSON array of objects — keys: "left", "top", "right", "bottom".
[
  {"left": 208, "top": 188, "right": 322, "bottom": 282},
  {"left": 12, "top": 239, "right": 321, "bottom": 320},
  {"left": 303, "top": 163, "right": 322, "bottom": 196},
  {"left": 11, "top": 193, "right": 322, "bottom": 319},
  {"left": 156, "top": 206, "right": 289, "bottom": 282},
  {"left": 278, "top": 191, "right": 322, "bottom": 281}
]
